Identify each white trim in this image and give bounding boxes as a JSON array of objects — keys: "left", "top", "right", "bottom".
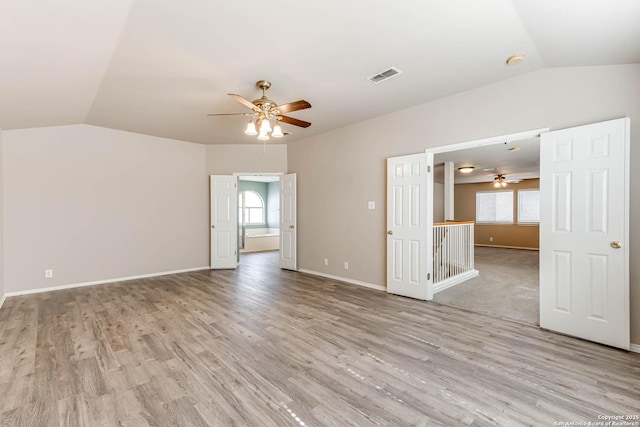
[
  {"left": 623, "top": 118, "right": 631, "bottom": 352},
  {"left": 0, "top": 293, "right": 6, "bottom": 310},
  {"left": 425, "top": 127, "right": 549, "bottom": 154},
  {"left": 630, "top": 344, "right": 640, "bottom": 354},
  {"left": 233, "top": 172, "right": 284, "bottom": 176},
  {"left": 3, "top": 266, "right": 210, "bottom": 298},
  {"left": 433, "top": 269, "right": 479, "bottom": 294},
  {"left": 234, "top": 172, "right": 284, "bottom": 181},
  {"left": 298, "top": 269, "right": 385, "bottom": 292}
]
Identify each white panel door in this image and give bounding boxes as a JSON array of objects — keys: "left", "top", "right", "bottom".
[
  {"left": 280, "top": 173, "right": 297, "bottom": 270},
  {"left": 386, "top": 153, "right": 432, "bottom": 300},
  {"left": 210, "top": 175, "right": 238, "bottom": 269},
  {"left": 540, "top": 118, "right": 629, "bottom": 349}
]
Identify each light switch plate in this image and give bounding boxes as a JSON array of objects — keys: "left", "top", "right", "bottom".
[{"left": 367, "top": 201, "right": 375, "bottom": 210}]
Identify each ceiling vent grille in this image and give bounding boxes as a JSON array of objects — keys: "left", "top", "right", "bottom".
[{"left": 367, "top": 67, "right": 403, "bottom": 84}]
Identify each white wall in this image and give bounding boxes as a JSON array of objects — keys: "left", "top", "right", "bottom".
[
  {"left": 0, "top": 129, "right": 4, "bottom": 306},
  {"left": 287, "top": 64, "right": 640, "bottom": 343},
  {"left": 205, "top": 144, "right": 287, "bottom": 175},
  {"left": 2, "top": 124, "right": 209, "bottom": 293}
]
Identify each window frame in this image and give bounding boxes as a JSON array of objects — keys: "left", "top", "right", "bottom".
[
  {"left": 239, "top": 190, "right": 266, "bottom": 225},
  {"left": 475, "top": 190, "right": 515, "bottom": 225},
  {"left": 517, "top": 188, "right": 540, "bottom": 225}
]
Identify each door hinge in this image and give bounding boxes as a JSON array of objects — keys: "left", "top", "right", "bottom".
[
  {"left": 427, "top": 273, "right": 431, "bottom": 280},
  {"left": 427, "top": 165, "right": 431, "bottom": 173}
]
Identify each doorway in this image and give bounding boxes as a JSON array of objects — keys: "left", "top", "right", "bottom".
[
  {"left": 387, "top": 119, "right": 630, "bottom": 349},
  {"left": 238, "top": 175, "right": 281, "bottom": 258},
  {"left": 431, "top": 137, "right": 541, "bottom": 325},
  {"left": 210, "top": 172, "right": 297, "bottom": 271}
]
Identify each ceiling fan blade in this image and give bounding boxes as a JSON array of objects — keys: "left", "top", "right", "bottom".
[
  {"left": 228, "top": 93, "right": 258, "bottom": 111},
  {"left": 207, "top": 112, "right": 250, "bottom": 116},
  {"left": 278, "top": 115, "right": 311, "bottom": 128},
  {"left": 276, "top": 100, "right": 311, "bottom": 114}
]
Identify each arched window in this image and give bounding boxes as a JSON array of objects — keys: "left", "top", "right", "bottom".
[{"left": 239, "top": 191, "right": 265, "bottom": 225}]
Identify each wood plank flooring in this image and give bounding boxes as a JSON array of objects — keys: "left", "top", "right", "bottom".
[{"left": 1, "top": 251, "right": 639, "bottom": 426}]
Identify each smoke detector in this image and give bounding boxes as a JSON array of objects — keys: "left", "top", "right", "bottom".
[{"left": 506, "top": 54, "right": 525, "bottom": 66}]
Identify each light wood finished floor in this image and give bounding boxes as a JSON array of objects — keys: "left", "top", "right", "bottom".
[{"left": 1, "top": 251, "right": 639, "bottom": 426}]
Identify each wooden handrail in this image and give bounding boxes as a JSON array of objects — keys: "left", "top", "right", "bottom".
[{"left": 433, "top": 221, "right": 475, "bottom": 226}]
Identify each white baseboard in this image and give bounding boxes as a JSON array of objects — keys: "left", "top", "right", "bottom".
[
  {"left": 297, "top": 269, "right": 385, "bottom": 292},
  {"left": 433, "top": 269, "right": 480, "bottom": 294},
  {"left": 630, "top": 343, "right": 640, "bottom": 353},
  {"left": 0, "top": 293, "right": 6, "bottom": 310},
  {"left": 3, "top": 266, "right": 210, "bottom": 298}
]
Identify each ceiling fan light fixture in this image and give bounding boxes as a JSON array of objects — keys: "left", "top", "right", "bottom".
[
  {"left": 258, "top": 130, "right": 270, "bottom": 141},
  {"left": 458, "top": 166, "right": 474, "bottom": 173},
  {"left": 211, "top": 81, "right": 312, "bottom": 141},
  {"left": 271, "top": 123, "right": 284, "bottom": 138},
  {"left": 244, "top": 120, "right": 257, "bottom": 136},
  {"left": 259, "top": 118, "right": 272, "bottom": 133},
  {"left": 494, "top": 174, "right": 508, "bottom": 188}
]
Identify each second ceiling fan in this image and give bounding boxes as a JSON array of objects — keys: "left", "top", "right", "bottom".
[{"left": 208, "top": 80, "right": 311, "bottom": 140}]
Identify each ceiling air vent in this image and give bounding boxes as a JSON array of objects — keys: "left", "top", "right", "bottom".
[{"left": 367, "top": 67, "right": 403, "bottom": 84}]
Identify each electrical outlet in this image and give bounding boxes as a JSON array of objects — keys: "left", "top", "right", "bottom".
[
  {"left": 324, "top": 258, "right": 329, "bottom": 266},
  {"left": 45, "top": 269, "right": 53, "bottom": 278},
  {"left": 367, "top": 201, "right": 375, "bottom": 210},
  {"left": 344, "top": 261, "right": 349, "bottom": 270},
  {"left": 489, "top": 237, "right": 494, "bottom": 242}
]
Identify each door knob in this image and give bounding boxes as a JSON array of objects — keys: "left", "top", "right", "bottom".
[
  {"left": 387, "top": 230, "right": 393, "bottom": 235},
  {"left": 290, "top": 225, "right": 295, "bottom": 229},
  {"left": 211, "top": 225, "right": 215, "bottom": 229},
  {"left": 610, "top": 241, "right": 622, "bottom": 249}
]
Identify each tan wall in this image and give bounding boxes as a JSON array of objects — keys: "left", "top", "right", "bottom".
[
  {"left": 205, "top": 144, "right": 287, "bottom": 175},
  {"left": 2, "top": 124, "right": 209, "bottom": 293},
  {"left": 287, "top": 64, "right": 640, "bottom": 343},
  {"left": 454, "top": 179, "right": 539, "bottom": 249}
]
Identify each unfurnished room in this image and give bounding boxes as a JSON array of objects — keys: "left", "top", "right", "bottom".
[{"left": 1, "top": 1, "right": 639, "bottom": 426}]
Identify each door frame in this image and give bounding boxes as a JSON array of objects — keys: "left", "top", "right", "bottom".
[
  {"left": 233, "top": 172, "right": 284, "bottom": 263},
  {"left": 423, "top": 127, "right": 549, "bottom": 299}
]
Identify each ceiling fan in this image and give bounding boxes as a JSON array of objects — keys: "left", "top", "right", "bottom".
[{"left": 208, "top": 80, "right": 311, "bottom": 140}]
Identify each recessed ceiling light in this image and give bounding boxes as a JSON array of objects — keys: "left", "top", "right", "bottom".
[
  {"left": 506, "top": 54, "right": 525, "bottom": 66},
  {"left": 508, "top": 147, "right": 520, "bottom": 151},
  {"left": 458, "top": 166, "right": 475, "bottom": 173}
]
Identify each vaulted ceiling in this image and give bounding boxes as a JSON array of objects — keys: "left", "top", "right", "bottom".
[{"left": 1, "top": 0, "right": 639, "bottom": 144}]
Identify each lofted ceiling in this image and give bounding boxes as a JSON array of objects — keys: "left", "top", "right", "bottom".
[{"left": 1, "top": 0, "right": 639, "bottom": 144}]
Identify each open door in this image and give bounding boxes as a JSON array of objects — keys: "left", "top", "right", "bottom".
[
  {"left": 279, "top": 173, "right": 297, "bottom": 270},
  {"left": 540, "top": 118, "right": 630, "bottom": 349},
  {"left": 386, "top": 153, "right": 433, "bottom": 300},
  {"left": 210, "top": 175, "right": 238, "bottom": 269}
]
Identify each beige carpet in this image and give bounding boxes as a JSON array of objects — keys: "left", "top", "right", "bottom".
[{"left": 434, "top": 246, "right": 539, "bottom": 325}]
